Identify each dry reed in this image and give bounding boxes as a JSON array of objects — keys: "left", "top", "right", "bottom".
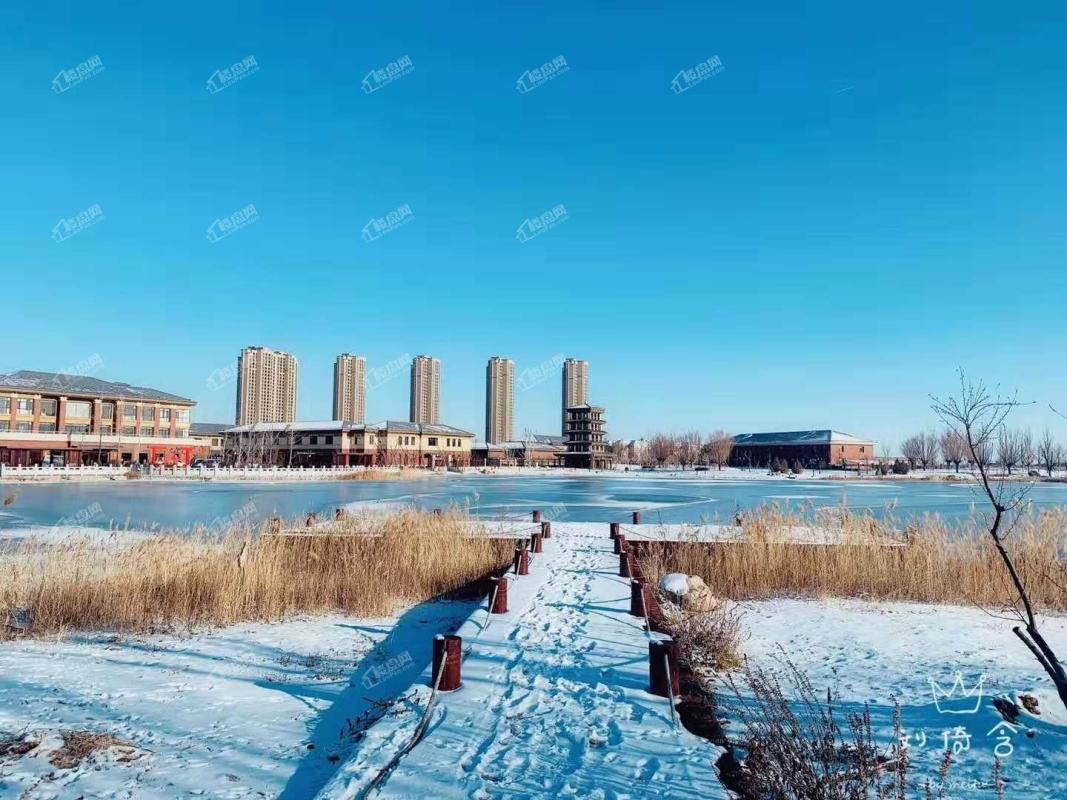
[
  {"left": 636, "top": 503, "right": 1067, "bottom": 611},
  {"left": 0, "top": 510, "right": 511, "bottom": 638}
]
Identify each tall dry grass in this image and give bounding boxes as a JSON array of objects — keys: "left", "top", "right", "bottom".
[
  {"left": 635, "top": 503, "right": 1067, "bottom": 611},
  {"left": 0, "top": 510, "right": 512, "bottom": 638}
]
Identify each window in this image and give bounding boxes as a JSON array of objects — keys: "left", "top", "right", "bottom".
[
  {"left": 64, "top": 424, "right": 89, "bottom": 434},
  {"left": 325, "top": 435, "right": 334, "bottom": 445},
  {"left": 123, "top": 426, "right": 136, "bottom": 435},
  {"left": 67, "top": 400, "right": 92, "bottom": 418},
  {"left": 123, "top": 405, "right": 137, "bottom": 419},
  {"left": 16, "top": 422, "right": 31, "bottom": 432},
  {"left": 860, "top": 446, "right": 865, "bottom": 453},
  {"left": 428, "top": 437, "right": 438, "bottom": 446},
  {"left": 99, "top": 424, "right": 113, "bottom": 434},
  {"left": 177, "top": 429, "right": 189, "bottom": 439},
  {"left": 0, "top": 421, "right": 8, "bottom": 431},
  {"left": 16, "top": 399, "right": 34, "bottom": 414},
  {"left": 310, "top": 436, "right": 319, "bottom": 445},
  {"left": 161, "top": 408, "right": 172, "bottom": 422},
  {"left": 158, "top": 429, "right": 170, "bottom": 438},
  {"left": 38, "top": 422, "right": 56, "bottom": 433},
  {"left": 101, "top": 403, "right": 114, "bottom": 420},
  {"left": 142, "top": 408, "right": 156, "bottom": 421},
  {"left": 0, "top": 397, "right": 9, "bottom": 413},
  {"left": 176, "top": 410, "right": 190, "bottom": 424},
  {"left": 141, "top": 426, "right": 155, "bottom": 436},
  {"left": 40, "top": 399, "right": 57, "bottom": 416}
]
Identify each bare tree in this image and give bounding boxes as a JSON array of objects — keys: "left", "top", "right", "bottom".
[
  {"left": 649, "top": 433, "right": 675, "bottom": 468},
  {"left": 706, "top": 430, "right": 734, "bottom": 470},
  {"left": 940, "top": 429, "right": 966, "bottom": 473},
  {"left": 1019, "top": 429, "right": 1035, "bottom": 471},
  {"left": 932, "top": 371, "right": 1067, "bottom": 713},
  {"left": 900, "top": 434, "right": 924, "bottom": 469},
  {"left": 997, "top": 428, "right": 1024, "bottom": 475},
  {"left": 1037, "top": 428, "right": 1064, "bottom": 478},
  {"left": 675, "top": 431, "right": 703, "bottom": 470},
  {"left": 920, "top": 429, "right": 940, "bottom": 469}
]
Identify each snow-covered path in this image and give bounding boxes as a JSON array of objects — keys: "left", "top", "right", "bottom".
[{"left": 318, "top": 523, "right": 728, "bottom": 800}]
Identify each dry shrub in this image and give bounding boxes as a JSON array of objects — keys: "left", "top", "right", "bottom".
[
  {"left": 636, "top": 504, "right": 1067, "bottom": 610},
  {"left": 0, "top": 510, "right": 511, "bottom": 638},
  {"left": 49, "top": 730, "right": 139, "bottom": 769},
  {"left": 723, "top": 656, "right": 957, "bottom": 799},
  {"left": 661, "top": 602, "right": 744, "bottom": 674}
]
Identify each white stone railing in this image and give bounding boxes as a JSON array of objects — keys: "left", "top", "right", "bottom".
[
  {"left": 0, "top": 464, "right": 392, "bottom": 480},
  {"left": 0, "top": 464, "right": 128, "bottom": 477}
]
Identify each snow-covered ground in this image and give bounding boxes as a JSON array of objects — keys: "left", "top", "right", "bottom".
[
  {"left": 733, "top": 598, "right": 1067, "bottom": 798},
  {"left": 0, "top": 601, "right": 477, "bottom": 799},
  {"left": 317, "top": 522, "right": 727, "bottom": 799},
  {"left": 4, "top": 520, "right": 1063, "bottom": 799}
]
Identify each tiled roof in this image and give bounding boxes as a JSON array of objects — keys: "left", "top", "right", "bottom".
[
  {"left": 732, "top": 430, "right": 874, "bottom": 446},
  {"left": 190, "top": 422, "right": 231, "bottom": 435},
  {"left": 0, "top": 370, "right": 194, "bottom": 405},
  {"left": 225, "top": 420, "right": 476, "bottom": 437}
]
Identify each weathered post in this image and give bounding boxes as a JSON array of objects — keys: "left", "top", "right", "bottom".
[
  {"left": 490, "top": 576, "right": 509, "bottom": 613},
  {"left": 531, "top": 532, "right": 543, "bottom": 553},
  {"left": 514, "top": 546, "right": 530, "bottom": 576},
  {"left": 630, "top": 578, "right": 649, "bottom": 617},
  {"left": 614, "top": 533, "right": 626, "bottom": 555},
  {"left": 648, "top": 637, "right": 680, "bottom": 698},
  {"left": 609, "top": 521, "right": 620, "bottom": 539},
  {"left": 432, "top": 634, "right": 463, "bottom": 691},
  {"left": 532, "top": 510, "right": 542, "bottom": 522},
  {"left": 541, "top": 520, "right": 552, "bottom": 539},
  {"left": 632, "top": 510, "right": 641, "bottom": 525},
  {"left": 619, "top": 550, "right": 632, "bottom": 578}
]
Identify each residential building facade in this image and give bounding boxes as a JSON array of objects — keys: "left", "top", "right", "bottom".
[
  {"left": 235, "top": 346, "right": 298, "bottom": 425},
  {"left": 224, "top": 420, "right": 473, "bottom": 468},
  {"left": 730, "top": 430, "right": 876, "bottom": 469},
  {"left": 485, "top": 357, "right": 514, "bottom": 444},
  {"left": 563, "top": 403, "right": 614, "bottom": 469},
  {"left": 333, "top": 354, "right": 366, "bottom": 423},
  {"left": 0, "top": 371, "right": 197, "bottom": 467},
  {"left": 561, "top": 358, "right": 589, "bottom": 434},
  {"left": 409, "top": 355, "right": 441, "bottom": 424}
]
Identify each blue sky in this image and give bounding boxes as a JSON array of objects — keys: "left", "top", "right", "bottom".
[{"left": 3, "top": 1, "right": 1067, "bottom": 448}]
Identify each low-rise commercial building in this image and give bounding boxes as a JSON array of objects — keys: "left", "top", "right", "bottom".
[
  {"left": 224, "top": 420, "right": 474, "bottom": 468},
  {"left": 730, "top": 430, "right": 876, "bottom": 469},
  {"left": 471, "top": 435, "right": 566, "bottom": 467},
  {"left": 189, "top": 423, "right": 229, "bottom": 461},
  {"left": 0, "top": 371, "right": 198, "bottom": 466}
]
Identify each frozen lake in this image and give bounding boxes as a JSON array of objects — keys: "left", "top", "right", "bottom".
[{"left": 3, "top": 473, "right": 1067, "bottom": 533}]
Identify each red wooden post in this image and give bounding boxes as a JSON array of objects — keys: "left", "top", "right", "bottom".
[
  {"left": 632, "top": 510, "right": 641, "bottom": 525},
  {"left": 432, "top": 634, "right": 462, "bottom": 691},
  {"left": 531, "top": 533, "right": 543, "bottom": 553},
  {"left": 630, "top": 579, "right": 648, "bottom": 617},
  {"left": 619, "top": 550, "right": 632, "bottom": 578},
  {"left": 490, "top": 576, "right": 509, "bottom": 613},
  {"left": 648, "top": 637, "right": 680, "bottom": 698},
  {"left": 541, "top": 520, "right": 551, "bottom": 538},
  {"left": 614, "top": 533, "right": 626, "bottom": 555},
  {"left": 335, "top": 507, "right": 346, "bottom": 521},
  {"left": 515, "top": 547, "right": 530, "bottom": 575},
  {"left": 609, "top": 521, "right": 620, "bottom": 539},
  {"left": 532, "top": 510, "right": 542, "bottom": 522}
]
